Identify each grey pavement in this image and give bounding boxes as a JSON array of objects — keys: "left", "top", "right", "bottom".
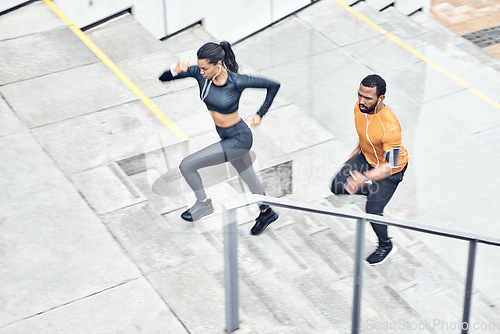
[{"left": 1, "top": 1, "right": 500, "bottom": 333}]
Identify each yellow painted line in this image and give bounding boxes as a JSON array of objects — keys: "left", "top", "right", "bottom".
[
  {"left": 332, "top": 0, "right": 500, "bottom": 109},
  {"left": 42, "top": 0, "right": 189, "bottom": 140},
  {"left": 470, "top": 88, "right": 500, "bottom": 109}
]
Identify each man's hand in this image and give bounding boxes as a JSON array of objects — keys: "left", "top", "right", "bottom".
[
  {"left": 250, "top": 114, "right": 262, "bottom": 127},
  {"left": 344, "top": 170, "right": 366, "bottom": 194}
]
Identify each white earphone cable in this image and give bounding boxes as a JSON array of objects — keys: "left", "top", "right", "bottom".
[
  {"left": 365, "top": 99, "right": 380, "bottom": 168},
  {"left": 201, "top": 65, "right": 222, "bottom": 102}
]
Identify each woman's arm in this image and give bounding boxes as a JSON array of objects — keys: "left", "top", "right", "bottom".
[
  {"left": 237, "top": 74, "right": 280, "bottom": 118},
  {"left": 158, "top": 60, "right": 196, "bottom": 82}
]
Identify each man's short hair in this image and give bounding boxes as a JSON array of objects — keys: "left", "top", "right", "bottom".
[{"left": 361, "top": 74, "right": 386, "bottom": 97}]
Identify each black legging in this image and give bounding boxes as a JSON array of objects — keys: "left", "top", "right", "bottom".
[
  {"left": 330, "top": 152, "right": 407, "bottom": 245},
  {"left": 179, "top": 119, "right": 269, "bottom": 210}
]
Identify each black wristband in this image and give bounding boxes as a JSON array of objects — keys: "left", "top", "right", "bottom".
[{"left": 159, "top": 70, "right": 174, "bottom": 82}]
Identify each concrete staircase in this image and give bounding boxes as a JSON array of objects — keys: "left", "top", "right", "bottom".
[
  {"left": 1, "top": 1, "right": 500, "bottom": 333},
  {"left": 83, "top": 7, "right": 499, "bottom": 334}
]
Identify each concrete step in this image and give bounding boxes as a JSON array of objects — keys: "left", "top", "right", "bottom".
[
  {"left": 84, "top": 14, "right": 166, "bottom": 63},
  {"left": 161, "top": 23, "right": 217, "bottom": 58},
  {"left": 237, "top": 268, "right": 340, "bottom": 333},
  {"left": 100, "top": 202, "right": 193, "bottom": 274},
  {"left": 0, "top": 1, "right": 66, "bottom": 40},
  {"left": 365, "top": 0, "right": 395, "bottom": 11},
  {"left": 0, "top": 20, "right": 99, "bottom": 86},
  {"left": 145, "top": 257, "right": 228, "bottom": 333},
  {"left": 81, "top": 14, "right": 202, "bottom": 108}
]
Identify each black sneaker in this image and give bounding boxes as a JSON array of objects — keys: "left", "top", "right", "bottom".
[
  {"left": 181, "top": 199, "right": 214, "bottom": 222},
  {"left": 250, "top": 208, "right": 279, "bottom": 235},
  {"left": 366, "top": 243, "right": 397, "bottom": 265}
]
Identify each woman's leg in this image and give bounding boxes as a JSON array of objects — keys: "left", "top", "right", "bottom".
[
  {"left": 229, "top": 151, "right": 269, "bottom": 211},
  {"left": 217, "top": 120, "right": 278, "bottom": 234},
  {"left": 225, "top": 148, "right": 277, "bottom": 235},
  {"left": 179, "top": 142, "right": 226, "bottom": 201}
]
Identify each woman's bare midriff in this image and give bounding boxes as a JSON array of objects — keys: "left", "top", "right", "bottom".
[{"left": 209, "top": 109, "right": 241, "bottom": 128}]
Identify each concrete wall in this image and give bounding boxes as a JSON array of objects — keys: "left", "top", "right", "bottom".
[
  {"left": 2, "top": 1, "right": 429, "bottom": 39},
  {"left": 394, "top": 0, "right": 431, "bottom": 15},
  {"left": 51, "top": 0, "right": 313, "bottom": 42},
  {"left": 0, "top": 0, "right": 26, "bottom": 12}
]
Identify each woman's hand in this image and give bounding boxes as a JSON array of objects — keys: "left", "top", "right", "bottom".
[
  {"left": 250, "top": 114, "right": 262, "bottom": 127},
  {"left": 174, "top": 60, "right": 189, "bottom": 73}
]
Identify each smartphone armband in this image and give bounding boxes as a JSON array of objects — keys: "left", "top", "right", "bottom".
[{"left": 385, "top": 147, "right": 401, "bottom": 169}]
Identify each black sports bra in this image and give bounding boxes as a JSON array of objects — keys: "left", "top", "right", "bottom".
[{"left": 159, "top": 65, "right": 280, "bottom": 117}]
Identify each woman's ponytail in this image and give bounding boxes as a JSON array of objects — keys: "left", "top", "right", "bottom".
[
  {"left": 219, "top": 41, "right": 239, "bottom": 73},
  {"left": 197, "top": 41, "right": 239, "bottom": 73}
]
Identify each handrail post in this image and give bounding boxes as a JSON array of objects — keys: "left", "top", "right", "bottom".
[
  {"left": 461, "top": 239, "right": 477, "bottom": 334},
  {"left": 223, "top": 207, "right": 239, "bottom": 333},
  {"left": 352, "top": 218, "right": 366, "bottom": 334}
]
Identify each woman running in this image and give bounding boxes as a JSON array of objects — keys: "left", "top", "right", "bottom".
[{"left": 159, "top": 41, "right": 280, "bottom": 235}]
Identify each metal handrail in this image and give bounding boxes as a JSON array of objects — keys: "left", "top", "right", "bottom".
[{"left": 222, "top": 194, "right": 500, "bottom": 334}]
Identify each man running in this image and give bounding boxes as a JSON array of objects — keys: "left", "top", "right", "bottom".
[{"left": 330, "top": 74, "right": 408, "bottom": 265}]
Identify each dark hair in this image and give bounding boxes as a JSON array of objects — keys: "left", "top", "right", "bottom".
[
  {"left": 197, "top": 41, "right": 239, "bottom": 73},
  {"left": 361, "top": 74, "right": 386, "bottom": 97}
]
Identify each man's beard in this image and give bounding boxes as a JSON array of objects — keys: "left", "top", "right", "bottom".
[{"left": 359, "top": 103, "right": 376, "bottom": 114}]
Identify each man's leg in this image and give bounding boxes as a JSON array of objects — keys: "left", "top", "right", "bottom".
[
  {"left": 365, "top": 167, "right": 406, "bottom": 265},
  {"left": 366, "top": 181, "right": 398, "bottom": 245}
]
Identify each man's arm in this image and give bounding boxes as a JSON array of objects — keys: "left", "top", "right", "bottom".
[
  {"left": 344, "top": 162, "right": 394, "bottom": 194},
  {"left": 345, "top": 143, "right": 361, "bottom": 163},
  {"left": 362, "top": 162, "right": 393, "bottom": 182}
]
